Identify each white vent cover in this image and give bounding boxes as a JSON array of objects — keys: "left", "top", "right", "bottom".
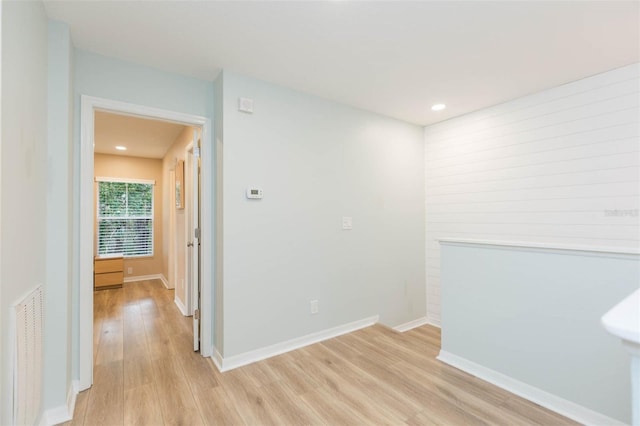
[{"left": 13, "top": 285, "right": 43, "bottom": 426}]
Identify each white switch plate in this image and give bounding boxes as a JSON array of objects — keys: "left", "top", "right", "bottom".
[
  {"left": 127, "top": 267, "right": 133, "bottom": 275},
  {"left": 310, "top": 300, "right": 319, "bottom": 314},
  {"left": 342, "top": 216, "right": 353, "bottom": 230}
]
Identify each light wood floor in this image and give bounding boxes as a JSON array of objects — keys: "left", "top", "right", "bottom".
[{"left": 66, "top": 279, "right": 578, "bottom": 426}]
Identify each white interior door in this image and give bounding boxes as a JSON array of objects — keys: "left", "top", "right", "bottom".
[{"left": 190, "top": 130, "right": 201, "bottom": 351}]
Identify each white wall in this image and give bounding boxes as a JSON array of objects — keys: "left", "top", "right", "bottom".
[
  {"left": 0, "top": 1, "right": 49, "bottom": 423},
  {"left": 424, "top": 64, "right": 640, "bottom": 324},
  {"left": 440, "top": 241, "right": 639, "bottom": 424},
  {"left": 219, "top": 71, "right": 425, "bottom": 357},
  {"left": 161, "top": 127, "right": 194, "bottom": 302},
  {"left": 44, "top": 19, "right": 74, "bottom": 414},
  {"left": 72, "top": 50, "right": 214, "bottom": 377}
]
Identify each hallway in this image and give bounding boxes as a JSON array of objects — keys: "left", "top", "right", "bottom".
[
  {"left": 66, "top": 280, "right": 577, "bottom": 426},
  {"left": 68, "top": 280, "right": 217, "bottom": 425}
]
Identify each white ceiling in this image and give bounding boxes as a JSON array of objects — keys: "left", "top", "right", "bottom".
[
  {"left": 44, "top": 1, "right": 639, "bottom": 126},
  {"left": 94, "top": 111, "right": 187, "bottom": 159}
]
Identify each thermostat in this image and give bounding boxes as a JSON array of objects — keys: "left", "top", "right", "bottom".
[{"left": 246, "top": 188, "right": 263, "bottom": 199}]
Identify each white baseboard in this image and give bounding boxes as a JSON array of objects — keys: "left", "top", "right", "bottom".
[
  {"left": 39, "top": 380, "right": 79, "bottom": 426},
  {"left": 216, "top": 315, "right": 379, "bottom": 372},
  {"left": 437, "top": 350, "right": 624, "bottom": 426},
  {"left": 174, "top": 296, "right": 188, "bottom": 316},
  {"left": 392, "top": 316, "right": 430, "bottom": 332},
  {"left": 158, "top": 274, "right": 170, "bottom": 289},
  {"left": 124, "top": 274, "right": 170, "bottom": 287},
  {"left": 212, "top": 347, "right": 224, "bottom": 372},
  {"left": 426, "top": 315, "right": 441, "bottom": 328}
]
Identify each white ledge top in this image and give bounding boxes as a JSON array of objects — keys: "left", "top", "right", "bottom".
[
  {"left": 438, "top": 238, "right": 640, "bottom": 256},
  {"left": 602, "top": 289, "right": 640, "bottom": 346}
]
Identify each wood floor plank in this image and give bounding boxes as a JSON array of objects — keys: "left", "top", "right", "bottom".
[
  {"left": 319, "top": 341, "right": 424, "bottom": 421},
  {"left": 172, "top": 331, "right": 221, "bottom": 392},
  {"left": 499, "top": 396, "right": 579, "bottom": 426},
  {"left": 192, "top": 385, "right": 245, "bottom": 426},
  {"left": 299, "top": 352, "right": 406, "bottom": 425},
  {"left": 218, "top": 368, "right": 281, "bottom": 426},
  {"left": 262, "top": 353, "right": 319, "bottom": 395},
  {"left": 152, "top": 355, "right": 204, "bottom": 426},
  {"left": 123, "top": 354, "right": 154, "bottom": 391},
  {"left": 77, "top": 280, "right": 578, "bottom": 426},
  {"left": 256, "top": 380, "right": 325, "bottom": 425},
  {"left": 94, "top": 320, "right": 123, "bottom": 365},
  {"left": 62, "top": 389, "right": 90, "bottom": 426},
  {"left": 123, "top": 384, "right": 164, "bottom": 426},
  {"left": 123, "top": 304, "right": 148, "bottom": 359},
  {"left": 84, "top": 360, "right": 123, "bottom": 426},
  {"left": 298, "top": 384, "right": 372, "bottom": 425}
]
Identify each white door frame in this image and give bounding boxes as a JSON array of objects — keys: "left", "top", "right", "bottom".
[
  {"left": 184, "top": 141, "right": 194, "bottom": 314},
  {"left": 79, "top": 95, "right": 213, "bottom": 391}
]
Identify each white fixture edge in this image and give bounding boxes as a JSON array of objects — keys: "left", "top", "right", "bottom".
[
  {"left": 601, "top": 288, "right": 640, "bottom": 345},
  {"left": 215, "top": 315, "right": 379, "bottom": 372},
  {"left": 437, "top": 350, "right": 625, "bottom": 426}
]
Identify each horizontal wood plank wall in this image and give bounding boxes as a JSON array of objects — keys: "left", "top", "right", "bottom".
[{"left": 424, "top": 63, "right": 640, "bottom": 325}]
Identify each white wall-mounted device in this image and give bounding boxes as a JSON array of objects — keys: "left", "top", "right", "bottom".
[
  {"left": 342, "top": 216, "right": 353, "bottom": 230},
  {"left": 246, "top": 188, "right": 263, "bottom": 199},
  {"left": 238, "top": 97, "right": 254, "bottom": 114}
]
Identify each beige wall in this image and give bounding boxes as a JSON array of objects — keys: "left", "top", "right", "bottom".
[
  {"left": 162, "top": 126, "right": 196, "bottom": 305},
  {"left": 94, "top": 154, "right": 164, "bottom": 278}
]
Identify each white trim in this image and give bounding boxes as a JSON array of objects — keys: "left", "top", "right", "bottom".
[
  {"left": 437, "top": 350, "right": 625, "bottom": 426},
  {"left": 79, "top": 95, "right": 214, "bottom": 390},
  {"left": 174, "top": 296, "right": 188, "bottom": 316},
  {"left": 94, "top": 176, "right": 155, "bottom": 185},
  {"left": 426, "top": 316, "right": 441, "bottom": 328},
  {"left": 438, "top": 238, "right": 640, "bottom": 259},
  {"left": 39, "top": 380, "right": 79, "bottom": 426},
  {"left": 158, "top": 273, "right": 170, "bottom": 289},
  {"left": 392, "top": 316, "right": 430, "bottom": 332},
  {"left": 215, "top": 316, "right": 379, "bottom": 372},
  {"left": 123, "top": 274, "right": 169, "bottom": 288},
  {"left": 212, "top": 348, "right": 224, "bottom": 372},
  {"left": 184, "top": 141, "right": 194, "bottom": 315}
]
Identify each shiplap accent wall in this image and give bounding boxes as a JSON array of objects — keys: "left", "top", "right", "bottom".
[{"left": 424, "top": 64, "right": 640, "bottom": 325}]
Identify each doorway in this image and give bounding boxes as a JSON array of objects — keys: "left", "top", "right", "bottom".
[{"left": 79, "top": 96, "right": 212, "bottom": 391}]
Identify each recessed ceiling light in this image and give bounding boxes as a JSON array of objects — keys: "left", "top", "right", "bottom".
[
  {"left": 431, "top": 103, "right": 446, "bottom": 111},
  {"left": 115, "top": 146, "right": 127, "bottom": 151}
]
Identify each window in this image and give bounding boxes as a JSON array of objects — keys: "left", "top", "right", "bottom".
[{"left": 97, "top": 179, "right": 154, "bottom": 257}]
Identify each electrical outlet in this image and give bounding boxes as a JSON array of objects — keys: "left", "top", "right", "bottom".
[
  {"left": 127, "top": 267, "right": 133, "bottom": 275},
  {"left": 310, "top": 300, "right": 319, "bottom": 314}
]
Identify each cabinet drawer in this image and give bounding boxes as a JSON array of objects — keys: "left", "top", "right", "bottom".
[
  {"left": 94, "top": 258, "right": 123, "bottom": 274},
  {"left": 95, "top": 271, "right": 123, "bottom": 288}
]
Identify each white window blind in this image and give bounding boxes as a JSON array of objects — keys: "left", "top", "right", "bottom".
[{"left": 97, "top": 180, "right": 154, "bottom": 257}]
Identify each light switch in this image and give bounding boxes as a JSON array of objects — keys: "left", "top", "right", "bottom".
[{"left": 342, "top": 216, "right": 353, "bottom": 230}]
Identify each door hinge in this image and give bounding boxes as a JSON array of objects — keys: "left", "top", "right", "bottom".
[
  {"left": 194, "top": 147, "right": 200, "bottom": 158},
  {"left": 195, "top": 228, "right": 200, "bottom": 239},
  {"left": 194, "top": 309, "right": 200, "bottom": 320}
]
